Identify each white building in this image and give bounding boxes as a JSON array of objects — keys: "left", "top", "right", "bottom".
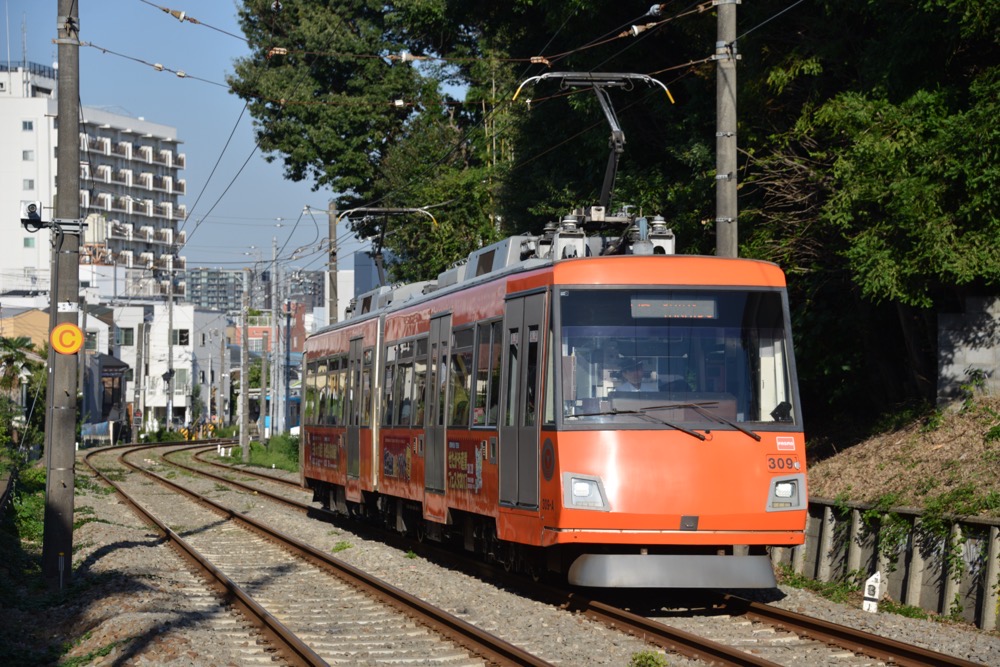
[
  {"left": 0, "top": 61, "right": 186, "bottom": 300},
  {"left": 113, "top": 303, "right": 230, "bottom": 430}
]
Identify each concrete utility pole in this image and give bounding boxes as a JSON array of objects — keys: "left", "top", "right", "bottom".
[
  {"left": 166, "top": 265, "right": 174, "bottom": 426},
  {"left": 217, "top": 332, "right": 226, "bottom": 425},
  {"left": 260, "top": 330, "right": 269, "bottom": 438},
  {"left": 284, "top": 298, "right": 291, "bottom": 431},
  {"left": 270, "top": 237, "right": 278, "bottom": 432},
  {"left": 327, "top": 203, "right": 338, "bottom": 325},
  {"left": 133, "top": 321, "right": 145, "bottom": 433},
  {"left": 240, "top": 269, "right": 250, "bottom": 461},
  {"left": 715, "top": 0, "right": 739, "bottom": 258},
  {"left": 42, "top": 0, "right": 81, "bottom": 590}
]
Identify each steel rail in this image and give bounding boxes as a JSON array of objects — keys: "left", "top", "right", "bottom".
[
  {"left": 82, "top": 443, "right": 325, "bottom": 666},
  {"left": 126, "top": 443, "right": 551, "bottom": 667},
  {"left": 188, "top": 444, "right": 304, "bottom": 489},
  {"left": 194, "top": 444, "right": 993, "bottom": 667},
  {"left": 723, "top": 595, "right": 986, "bottom": 667}
]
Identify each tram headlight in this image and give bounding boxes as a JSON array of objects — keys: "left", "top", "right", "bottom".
[
  {"left": 767, "top": 474, "right": 806, "bottom": 511},
  {"left": 774, "top": 482, "right": 794, "bottom": 498},
  {"left": 564, "top": 474, "right": 608, "bottom": 510}
]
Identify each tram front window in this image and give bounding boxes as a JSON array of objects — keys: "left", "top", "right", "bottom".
[{"left": 558, "top": 289, "right": 796, "bottom": 427}]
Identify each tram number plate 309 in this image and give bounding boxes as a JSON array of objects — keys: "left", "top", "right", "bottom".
[{"left": 766, "top": 455, "right": 798, "bottom": 472}]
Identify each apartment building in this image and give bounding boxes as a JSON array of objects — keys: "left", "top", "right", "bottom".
[{"left": 0, "top": 61, "right": 186, "bottom": 300}]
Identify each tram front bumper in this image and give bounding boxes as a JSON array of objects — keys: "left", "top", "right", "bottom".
[{"left": 567, "top": 553, "right": 777, "bottom": 588}]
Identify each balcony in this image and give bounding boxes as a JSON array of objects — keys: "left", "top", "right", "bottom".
[
  {"left": 117, "top": 250, "right": 134, "bottom": 267},
  {"left": 139, "top": 252, "right": 154, "bottom": 269},
  {"left": 138, "top": 172, "right": 153, "bottom": 189},
  {"left": 110, "top": 221, "right": 130, "bottom": 239},
  {"left": 175, "top": 179, "right": 186, "bottom": 195},
  {"left": 176, "top": 230, "right": 186, "bottom": 245},
  {"left": 111, "top": 169, "right": 133, "bottom": 186},
  {"left": 153, "top": 175, "right": 171, "bottom": 191},
  {"left": 139, "top": 226, "right": 154, "bottom": 242},
  {"left": 175, "top": 153, "right": 186, "bottom": 169},
  {"left": 87, "top": 136, "right": 110, "bottom": 155},
  {"left": 155, "top": 228, "right": 173, "bottom": 245},
  {"left": 112, "top": 142, "right": 131, "bottom": 159},
  {"left": 137, "top": 145, "right": 153, "bottom": 163},
  {"left": 95, "top": 165, "right": 112, "bottom": 183}
]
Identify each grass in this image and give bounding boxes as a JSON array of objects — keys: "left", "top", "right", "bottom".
[
  {"left": 219, "top": 435, "right": 300, "bottom": 473},
  {"left": 775, "top": 564, "right": 861, "bottom": 604},
  {"left": 629, "top": 651, "right": 670, "bottom": 667},
  {"left": 331, "top": 541, "right": 352, "bottom": 553}
]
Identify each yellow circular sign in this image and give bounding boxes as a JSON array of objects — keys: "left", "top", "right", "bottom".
[{"left": 51, "top": 322, "right": 84, "bottom": 355}]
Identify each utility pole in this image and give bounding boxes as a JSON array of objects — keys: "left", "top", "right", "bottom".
[
  {"left": 240, "top": 269, "right": 250, "bottom": 461},
  {"left": 165, "top": 264, "right": 174, "bottom": 427},
  {"left": 260, "top": 330, "right": 269, "bottom": 438},
  {"left": 284, "top": 298, "right": 292, "bottom": 431},
  {"left": 133, "top": 321, "right": 145, "bottom": 433},
  {"left": 715, "top": 0, "right": 739, "bottom": 258},
  {"left": 327, "top": 203, "right": 338, "bottom": 325},
  {"left": 270, "top": 237, "right": 278, "bottom": 432},
  {"left": 42, "top": 0, "right": 81, "bottom": 590},
  {"left": 217, "top": 331, "right": 226, "bottom": 426}
]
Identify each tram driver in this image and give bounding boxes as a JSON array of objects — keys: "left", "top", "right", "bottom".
[{"left": 614, "top": 359, "right": 657, "bottom": 392}]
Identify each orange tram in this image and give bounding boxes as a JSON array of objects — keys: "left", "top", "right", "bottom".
[{"left": 301, "top": 211, "right": 807, "bottom": 588}]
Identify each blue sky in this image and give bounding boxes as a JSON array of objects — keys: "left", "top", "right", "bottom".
[{"left": 4, "top": 0, "right": 362, "bottom": 268}]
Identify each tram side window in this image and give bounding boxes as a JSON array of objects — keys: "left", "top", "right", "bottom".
[
  {"left": 361, "top": 348, "right": 373, "bottom": 427},
  {"left": 525, "top": 327, "right": 540, "bottom": 426},
  {"left": 304, "top": 361, "right": 317, "bottom": 425},
  {"left": 436, "top": 337, "right": 449, "bottom": 428},
  {"left": 315, "top": 360, "right": 328, "bottom": 426},
  {"left": 473, "top": 321, "right": 502, "bottom": 427},
  {"left": 544, "top": 330, "right": 555, "bottom": 425},
  {"left": 411, "top": 338, "right": 429, "bottom": 426},
  {"left": 504, "top": 329, "right": 520, "bottom": 427},
  {"left": 332, "top": 359, "right": 347, "bottom": 425},
  {"left": 382, "top": 345, "right": 396, "bottom": 426},
  {"left": 394, "top": 341, "right": 414, "bottom": 426},
  {"left": 449, "top": 329, "right": 474, "bottom": 427}
]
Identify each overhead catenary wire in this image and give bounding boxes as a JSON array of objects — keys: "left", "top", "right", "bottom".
[{"left": 101, "top": 1, "right": 719, "bottom": 259}]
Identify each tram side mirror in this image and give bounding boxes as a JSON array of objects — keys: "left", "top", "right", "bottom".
[
  {"left": 20, "top": 201, "right": 45, "bottom": 232},
  {"left": 770, "top": 401, "right": 792, "bottom": 422}
]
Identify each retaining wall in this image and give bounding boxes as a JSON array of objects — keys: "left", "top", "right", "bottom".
[{"left": 771, "top": 497, "right": 1000, "bottom": 630}]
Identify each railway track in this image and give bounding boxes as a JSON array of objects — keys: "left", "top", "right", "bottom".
[
  {"left": 163, "top": 443, "right": 988, "bottom": 667},
  {"left": 84, "top": 442, "right": 549, "bottom": 666}
]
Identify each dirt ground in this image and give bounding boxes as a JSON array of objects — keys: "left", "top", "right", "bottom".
[{"left": 807, "top": 396, "right": 1000, "bottom": 515}]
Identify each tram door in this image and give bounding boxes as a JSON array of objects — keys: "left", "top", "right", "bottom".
[
  {"left": 346, "top": 337, "right": 363, "bottom": 478},
  {"left": 424, "top": 314, "right": 451, "bottom": 494},
  {"left": 499, "top": 292, "right": 546, "bottom": 509}
]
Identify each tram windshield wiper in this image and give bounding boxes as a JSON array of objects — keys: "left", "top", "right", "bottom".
[
  {"left": 643, "top": 402, "right": 761, "bottom": 442},
  {"left": 570, "top": 408, "right": 706, "bottom": 441}
]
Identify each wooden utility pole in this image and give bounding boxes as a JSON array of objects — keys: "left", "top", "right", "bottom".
[
  {"left": 42, "top": 0, "right": 81, "bottom": 590},
  {"left": 715, "top": 0, "right": 739, "bottom": 258}
]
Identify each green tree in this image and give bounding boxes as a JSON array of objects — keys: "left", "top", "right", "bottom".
[
  {"left": 0, "top": 337, "right": 33, "bottom": 393},
  {"left": 0, "top": 337, "right": 42, "bottom": 451}
]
